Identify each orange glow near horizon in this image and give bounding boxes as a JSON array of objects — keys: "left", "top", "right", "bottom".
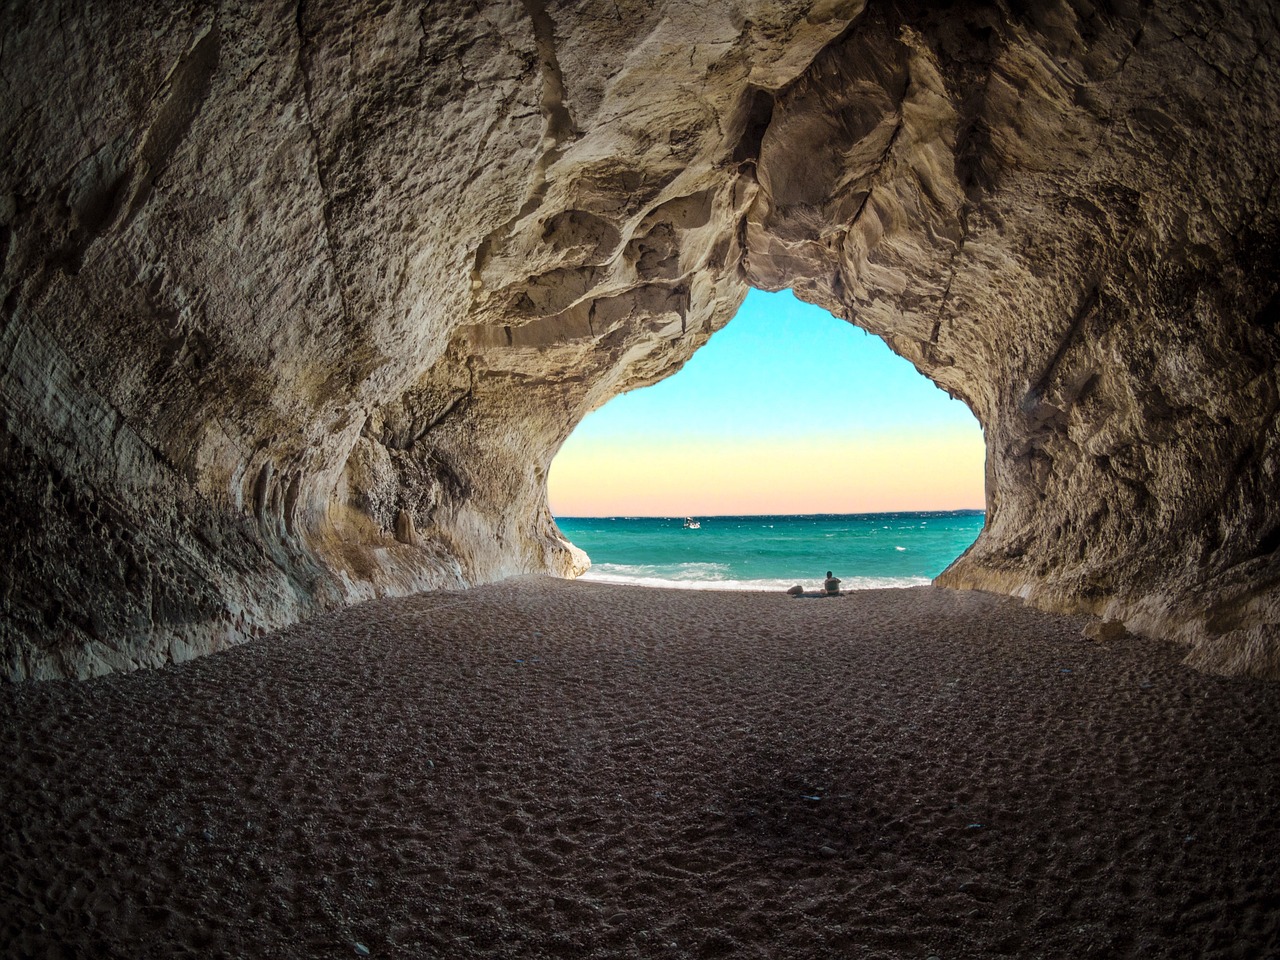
[{"left": 548, "top": 431, "right": 985, "bottom": 517}]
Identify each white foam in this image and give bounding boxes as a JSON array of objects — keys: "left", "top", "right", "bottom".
[
  {"left": 579, "top": 568, "right": 929, "bottom": 592},
  {"left": 589, "top": 562, "right": 731, "bottom": 582}
]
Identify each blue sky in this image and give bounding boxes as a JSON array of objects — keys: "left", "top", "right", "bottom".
[{"left": 548, "top": 289, "right": 986, "bottom": 516}]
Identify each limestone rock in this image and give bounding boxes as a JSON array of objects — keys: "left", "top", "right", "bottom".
[
  {"left": 393, "top": 509, "right": 417, "bottom": 547},
  {"left": 1, "top": 1, "right": 1279, "bottom": 679}
]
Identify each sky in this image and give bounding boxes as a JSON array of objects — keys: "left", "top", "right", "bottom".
[{"left": 547, "top": 289, "right": 986, "bottom": 517}]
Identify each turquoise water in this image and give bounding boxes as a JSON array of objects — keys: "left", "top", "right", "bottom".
[{"left": 554, "top": 510, "right": 985, "bottom": 592}]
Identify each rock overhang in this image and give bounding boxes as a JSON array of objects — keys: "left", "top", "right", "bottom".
[{"left": 1, "top": 0, "right": 1279, "bottom": 678}]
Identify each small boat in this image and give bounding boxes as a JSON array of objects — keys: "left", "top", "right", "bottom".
[{"left": 683, "top": 517, "right": 701, "bottom": 529}]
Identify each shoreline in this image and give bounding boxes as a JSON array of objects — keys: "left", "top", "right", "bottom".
[
  {"left": 3, "top": 577, "right": 1278, "bottom": 957},
  {"left": 574, "top": 572, "right": 934, "bottom": 592},
  {"left": 553, "top": 511, "right": 985, "bottom": 599}
]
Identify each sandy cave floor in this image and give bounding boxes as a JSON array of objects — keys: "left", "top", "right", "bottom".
[{"left": 3, "top": 578, "right": 1279, "bottom": 959}]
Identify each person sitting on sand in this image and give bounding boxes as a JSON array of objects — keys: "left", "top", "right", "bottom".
[{"left": 823, "top": 571, "right": 841, "bottom": 595}]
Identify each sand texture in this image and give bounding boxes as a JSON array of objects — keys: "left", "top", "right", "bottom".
[{"left": 3, "top": 579, "right": 1279, "bottom": 958}]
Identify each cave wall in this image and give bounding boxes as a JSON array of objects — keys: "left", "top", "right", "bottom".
[
  {"left": 741, "top": 1, "right": 1280, "bottom": 674},
  {"left": 2, "top": 0, "right": 1278, "bottom": 679}
]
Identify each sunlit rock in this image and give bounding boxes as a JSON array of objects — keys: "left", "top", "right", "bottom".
[{"left": 2, "top": 1, "right": 1278, "bottom": 678}]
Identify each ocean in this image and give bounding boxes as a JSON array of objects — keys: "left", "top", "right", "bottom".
[{"left": 554, "top": 510, "right": 985, "bottom": 592}]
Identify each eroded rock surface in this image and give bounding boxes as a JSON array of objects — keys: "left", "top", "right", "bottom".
[{"left": 2, "top": 0, "right": 1278, "bottom": 678}]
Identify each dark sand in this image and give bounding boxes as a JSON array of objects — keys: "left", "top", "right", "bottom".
[{"left": 3, "top": 578, "right": 1279, "bottom": 959}]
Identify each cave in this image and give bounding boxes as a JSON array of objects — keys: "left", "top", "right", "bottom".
[{"left": 2, "top": 0, "right": 1279, "bottom": 680}]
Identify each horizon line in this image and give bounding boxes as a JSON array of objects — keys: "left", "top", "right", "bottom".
[{"left": 554, "top": 507, "right": 987, "bottom": 520}]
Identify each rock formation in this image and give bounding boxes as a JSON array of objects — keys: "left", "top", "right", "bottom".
[{"left": 2, "top": 0, "right": 1278, "bottom": 679}]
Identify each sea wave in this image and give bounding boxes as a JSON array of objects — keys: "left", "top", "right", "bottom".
[
  {"left": 585, "top": 562, "right": 730, "bottom": 582},
  {"left": 579, "top": 565, "right": 929, "bottom": 592}
]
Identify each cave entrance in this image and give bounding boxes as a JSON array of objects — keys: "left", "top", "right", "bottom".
[{"left": 548, "top": 289, "right": 985, "bottom": 590}]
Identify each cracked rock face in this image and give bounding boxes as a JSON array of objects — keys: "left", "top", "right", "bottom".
[{"left": 2, "top": 0, "right": 1279, "bottom": 679}]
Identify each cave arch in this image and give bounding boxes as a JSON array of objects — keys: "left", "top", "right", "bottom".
[{"left": 1, "top": 1, "right": 1278, "bottom": 679}]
